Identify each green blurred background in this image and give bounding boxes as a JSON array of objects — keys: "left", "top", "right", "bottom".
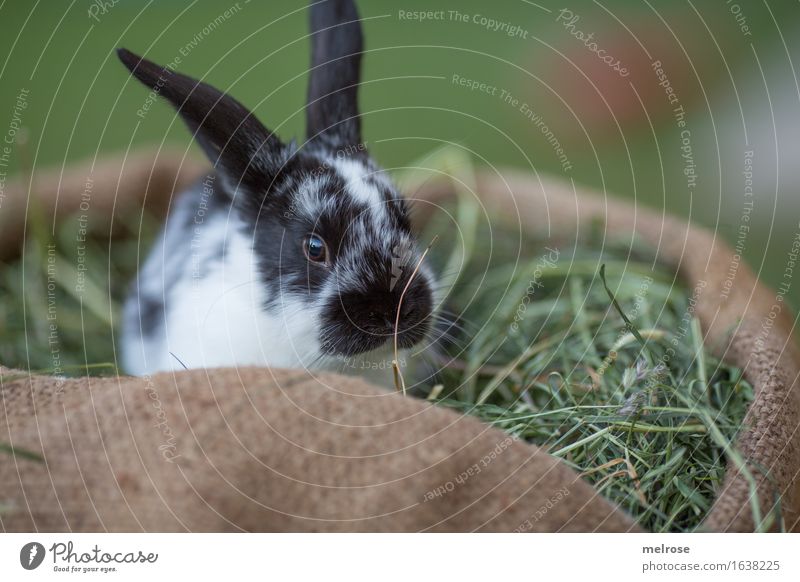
[{"left": 1, "top": 0, "right": 799, "bottom": 314}]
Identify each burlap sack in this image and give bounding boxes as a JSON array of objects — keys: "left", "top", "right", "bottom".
[{"left": 1, "top": 151, "right": 797, "bottom": 531}]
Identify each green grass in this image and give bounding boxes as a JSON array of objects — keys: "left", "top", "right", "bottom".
[
  {"left": 432, "top": 258, "right": 764, "bottom": 531},
  {"left": 0, "top": 202, "right": 156, "bottom": 374},
  {"left": 414, "top": 158, "right": 774, "bottom": 531}
]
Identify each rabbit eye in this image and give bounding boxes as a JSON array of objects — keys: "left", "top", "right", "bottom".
[{"left": 303, "top": 234, "right": 328, "bottom": 264}]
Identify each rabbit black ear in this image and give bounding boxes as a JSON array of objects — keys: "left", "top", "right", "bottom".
[
  {"left": 117, "top": 48, "right": 284, "bottom": 194},
  {"left": 306, "top": 0, "right": 363, "bottom": 150}
]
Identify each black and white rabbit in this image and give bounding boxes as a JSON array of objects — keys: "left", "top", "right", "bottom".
[{"left": 119, "top": 0, "right": 438, "bottom": 377}]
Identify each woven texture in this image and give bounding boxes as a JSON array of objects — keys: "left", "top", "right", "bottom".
[{"left": 0, "top": 366, "right": 634, "bottom": 532}]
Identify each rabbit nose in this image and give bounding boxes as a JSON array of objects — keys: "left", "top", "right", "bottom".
[
  {"left": 371, "top": 311, "right": 394, "bottom": 330},
  {"left": 400, "top": 301, "right": 420, "bottom": 321}
]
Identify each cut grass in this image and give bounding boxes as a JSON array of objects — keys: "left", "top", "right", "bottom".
[
  {"left": 394, "top": 147, "right": 773, "bottom": 531},
  {"left": 418, "top": 188, "right": 772, "bottom": 532},
  {"left": 0, "top": 207, "right": 155, "bottom": 374}
]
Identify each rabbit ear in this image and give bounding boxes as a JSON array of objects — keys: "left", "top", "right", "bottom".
[
  {"left": 306, "top": 0, "right": 363, "bottom": 150},
  {"left": 117, "top": 48, "right": 285, "bottom": 193}
]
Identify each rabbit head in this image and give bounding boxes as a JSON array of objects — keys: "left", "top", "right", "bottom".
[{"left": 118, "top": 0, "right": 437, "bottom": 364}]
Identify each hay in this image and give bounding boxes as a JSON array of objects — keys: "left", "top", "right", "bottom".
[
  {"left": 400, "top": 149, "right": 768, "bottom": 531},
  {"left": 426, "top": 228, "right": 762, "bottom": 531}
]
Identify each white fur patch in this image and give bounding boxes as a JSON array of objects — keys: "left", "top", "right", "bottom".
[
  {"left": 122, "top": 211, "right": 326, "bottom": 374},
  {"left": 332, "top": 158, "right": 394, "bottom": 228},
  {"left": 333, "top": 158, "right": 376, "bottom": 204}
]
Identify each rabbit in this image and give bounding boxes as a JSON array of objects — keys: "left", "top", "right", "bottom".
[{"left": 118, "top": 0, "right": 439, "bottom": 379}]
